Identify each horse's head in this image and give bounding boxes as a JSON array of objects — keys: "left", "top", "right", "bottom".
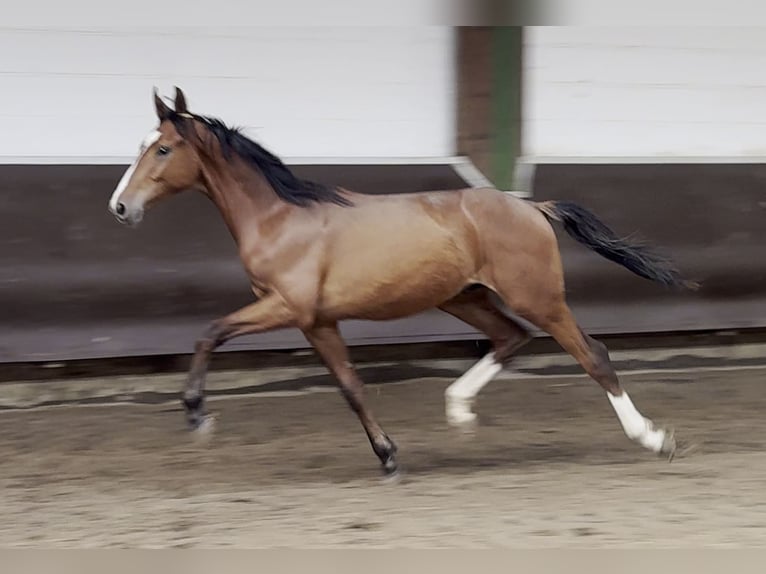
[{"left": 109, "top": 87, "right": 202, "bottom": 226}]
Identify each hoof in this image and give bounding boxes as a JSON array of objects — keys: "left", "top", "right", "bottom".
[
  {"left": 190, "top": 414, "right": 217, "bottom": 444},
  {"left": 379, "top": 454, "right": 401, "bottom": 482},
  {"left": 445, "top": 396, "right": 478, "bottom": 429},
  {"left": 449, "top": 419, "right": 478, "bottom": 442},
  {"left": 381, "top": 463, "right": 403, "bottom": 485},
  {"left": 381, "top": 468, "right": 403, "bottom": 485},
  {"left": 670, "top": 438, "right": 700, "bottom": 461},
  {"left": 659, "top": 428, "right": 676, "bottom": 461}
]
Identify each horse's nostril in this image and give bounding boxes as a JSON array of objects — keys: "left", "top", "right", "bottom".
[{"left": 116, "top": 202, "right": 126, "bottom": 216}]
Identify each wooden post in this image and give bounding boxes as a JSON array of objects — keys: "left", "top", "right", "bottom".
[{"left": 456, "top": 26, "right": 522, "bottom": 190}]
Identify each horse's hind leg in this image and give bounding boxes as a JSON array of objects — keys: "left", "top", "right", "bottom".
[
  {"left": 476, "top": 200, "right": 675, "bottom": 457},
  {"left": 527, "top": 302, "right": 676, "bottom": 457},
  {"left": 439, "top": 286, "right": 532, "bottom": 427}
]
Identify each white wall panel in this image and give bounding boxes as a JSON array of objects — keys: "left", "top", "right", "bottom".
[
  {"left": 0, "top": 26, "right": 455, "bottom": 161},
  {"left": 524, "top": 27, "right": 766, "bottom": 158}
]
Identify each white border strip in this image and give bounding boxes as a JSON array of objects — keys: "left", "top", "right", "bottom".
[
  {"left": 449, "top": 157, "right": 493, "bottom": 188},
  {"left": 0, "top": 155, "right": 476, "bottom": 166},
  {"left": 0, "top": 153, "right": 530, "bottom": 197},
  {"left": 450, "top": 156, "right": 529, "bottom": 197},
  {"left": 519, "top": 155, "right": 766, "bottom": 165}
]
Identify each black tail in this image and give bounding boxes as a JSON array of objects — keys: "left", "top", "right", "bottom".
[{"left": 536, "top": 200, "right": 698, "bottom": 290}]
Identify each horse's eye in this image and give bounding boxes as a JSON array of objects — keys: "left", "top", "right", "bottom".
[{"left": 157, "top": 145, "right": 171, "bottom": 156}]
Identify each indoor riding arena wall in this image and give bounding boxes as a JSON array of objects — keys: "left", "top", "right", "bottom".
[{"left": 2, "top": 161, "right": 765, "bottom": 363}]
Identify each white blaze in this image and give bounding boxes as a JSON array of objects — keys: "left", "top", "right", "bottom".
[{"left": 109, "top": 130, "right": 162, "bottom": 212}]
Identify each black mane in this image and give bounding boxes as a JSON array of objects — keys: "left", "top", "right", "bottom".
[{"left": 169, "top": 111, "right": 351, "bottom": 207}]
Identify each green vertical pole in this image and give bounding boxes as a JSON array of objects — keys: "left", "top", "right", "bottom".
[{"left": 490, "top": 26, "right": 522, "bottom": 190}]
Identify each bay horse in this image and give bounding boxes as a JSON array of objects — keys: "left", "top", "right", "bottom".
[{"left": 109, "top": 88, "right": 695, "bottom": 477}]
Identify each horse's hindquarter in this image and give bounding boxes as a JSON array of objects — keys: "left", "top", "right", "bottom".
[
  {"left": 318, "top": 191, "right": 480, "bottom": 321},
  {"left": 463, "top": 189, "right": 565, "bottom": 312}
]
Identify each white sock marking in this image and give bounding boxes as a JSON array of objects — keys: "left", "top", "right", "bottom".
[
  {"left": 445, "top": 353, "right": 502, "bottom": 426},
  {"left": 109, "top": 130, "right": 161, "bottom": 211},
  {"left": 607, "top": 391, "right": 666, "bottom": 452}
]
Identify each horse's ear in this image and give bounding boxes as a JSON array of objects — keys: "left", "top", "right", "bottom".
[
  {"left": 174, "top": 86, "right": 189, "bottom": 115},
  {"left": 153, "top": 87, "right": 172, "bottom": 121}
]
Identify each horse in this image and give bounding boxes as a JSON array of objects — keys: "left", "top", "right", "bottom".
[{"left": 108, "top": 87, "right": 696, "bottom": 477}]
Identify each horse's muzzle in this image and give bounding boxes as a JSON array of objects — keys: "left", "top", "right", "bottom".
[{"left": 109, "top": 202, "right": 143, "bottom": 227}]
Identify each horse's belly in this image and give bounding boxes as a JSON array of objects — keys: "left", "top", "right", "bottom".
[{"left": 320, "top": 245, "right": 473, "bottom": 321}]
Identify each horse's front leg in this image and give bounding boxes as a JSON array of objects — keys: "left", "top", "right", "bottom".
[
  {"left": 182, "top": 294, "right": 296, "bottom": 430},
  {"left": 303, "top": 323, "right": 399, "bottom": 478}
]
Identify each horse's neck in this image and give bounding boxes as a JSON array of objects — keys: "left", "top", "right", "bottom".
[{"left": 199, "top": 159, "right": 285, "bottom": 245}]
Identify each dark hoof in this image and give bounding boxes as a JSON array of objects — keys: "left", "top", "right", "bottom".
[
  {"left": 381, "top": 463, "right": 402, "bottom": 484},
  {"left": 380, "top": 469, "right": 403, "bottom": 484},
  {"left": 380, "top": 455, "right": 400, "bottom": 481},
  {"left": 189, "top": 414, "right": 216, "bottom": 444},
  {"left": 185, "top": 404, "right": 209, "bottom": 430}
]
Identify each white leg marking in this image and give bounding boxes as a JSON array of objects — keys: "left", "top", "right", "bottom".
[
  {"left": 607, "top": 391, "right": 666, "bottom": 453},
  {"left": 109, "top": 130, "right": 161, "bottom": 211},
  {"left": 445, "top": 353, "right": 503, "bottom": 426}
]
